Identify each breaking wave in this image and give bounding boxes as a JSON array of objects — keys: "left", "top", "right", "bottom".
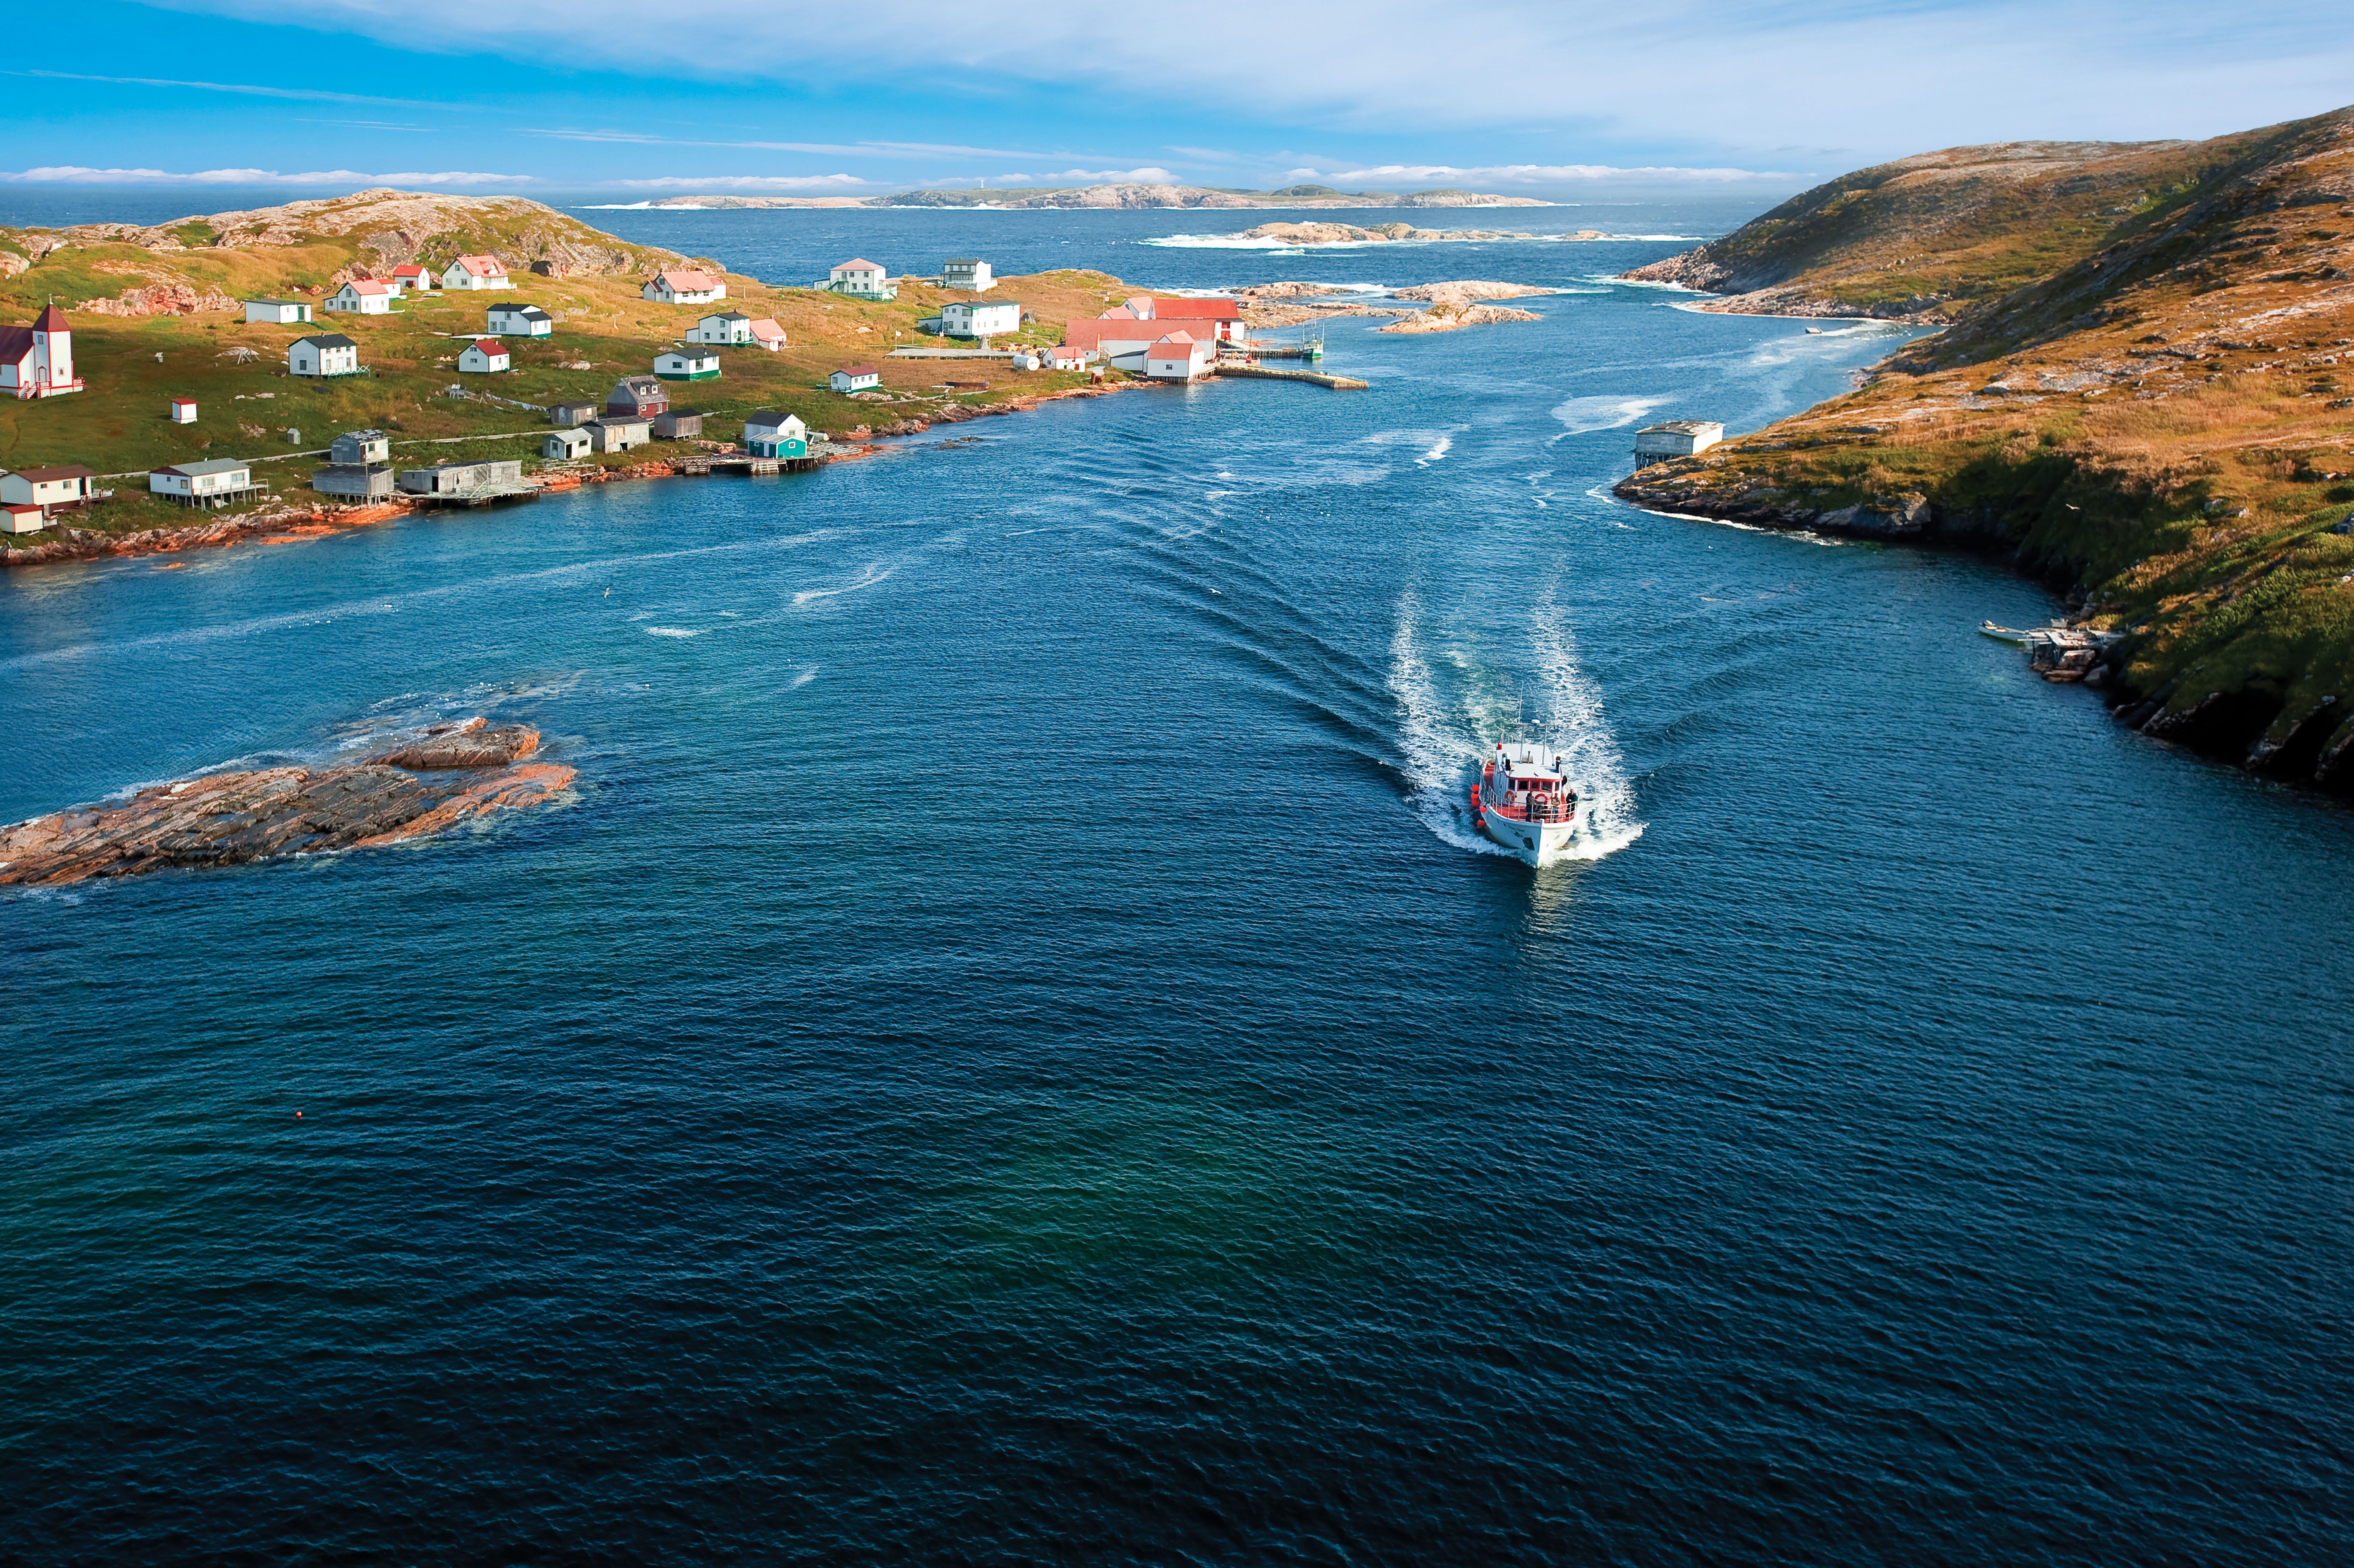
[{"left": 1550, "top": 395, "right": 1668, "bottom": 434}]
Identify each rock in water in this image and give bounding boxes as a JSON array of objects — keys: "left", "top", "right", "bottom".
[{"left": 0, "top": 720, "right": 573, "bottom": 887}]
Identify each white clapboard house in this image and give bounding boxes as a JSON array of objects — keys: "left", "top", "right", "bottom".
[
  {"left": 441, "top": 254, "right": 511, "bottom": 290},
  {"left": 458, "top": 338, "right": 512, "bottom": 373},
  {"left": 686, "top": 311, "right": 754, "bottom": 345},
  {"left": 643, "top": 269, "right": 727, "bottom": 306},
  {"left": 941, "top": 300, "right": 1022, "bottom": 339},
  {"left": 325, "top": 279, "right": 398, "bottom": 315},
  {"left": 487, "top": 303, "right": 554, "bottom": 337},
  {"left": 288, "top": 334, "right": 361, "bottom": 378}
]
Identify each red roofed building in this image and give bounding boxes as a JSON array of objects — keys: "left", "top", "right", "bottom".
[
  {"left": 1147, "top": 296, "right": 1244, "bottom": 343},
  {"left": 458, "top": 337, "right": 512, "bottom": 373},
  {"left": 391, "top": 263, "right": 434, "bottom": 292},
  {"left": 1064, "top": 316, "right": 1163, "bottom": 370},
  {"left": 0, "top": 304, "right": 82, "bottom": 399},
  {"left": 1144, "top": 331, "right": 1212, "bottom": 381},
  {"left": 826, "top": 259, "right": 894, "bottom": 300},
  {"left": 440, "top": 254, "right": 512, "bottom": 290},
  {"left": 643, "top": 268, "right": 728, "bottom": 306}
]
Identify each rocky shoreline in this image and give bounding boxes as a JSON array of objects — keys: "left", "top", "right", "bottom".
[
  {"left": 2, "top": 382, "right": 1140, "bottom": 573},
  {"left": 1610, "top": 468, "right": 2354, "bottom": 793},
  {"left": 0, "top": 718, "right": 575, "bottom": 886}
]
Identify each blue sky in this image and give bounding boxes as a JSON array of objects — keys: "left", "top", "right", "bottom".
[{"left": 8, "top": 0, "right": 2350, "bottom": 200}]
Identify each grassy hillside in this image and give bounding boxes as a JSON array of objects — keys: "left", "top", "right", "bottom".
[
  {"left": 1614, "top": 105, "right": 2354, "bottom": 789},
  {"left": 1622, "top": 137, "right": 2268, "bottom": 321},
  {"left": 0, "top": 191, "right": 1140, "bottom": 534}
]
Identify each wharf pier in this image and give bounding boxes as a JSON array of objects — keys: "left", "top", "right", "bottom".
[
  {"left": 1213, "top": 364, "right": 1369, "bottom": 391},
  {"left": 407, "top": 481, "right": 541, "bottom": 509}
]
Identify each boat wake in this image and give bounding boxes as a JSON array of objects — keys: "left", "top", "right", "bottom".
[{"left": 1387, "top": 592, "right": 1643, "bottom": 864}]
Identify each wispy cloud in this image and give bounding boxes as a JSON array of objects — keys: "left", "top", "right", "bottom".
[
  {"left": 528, "top": 129, "right": 1127, "bottom": 162},
  {"left": 0, "top": 166, "right": 533, "bottom": 186},
  {"left": 150, "top": 0, "right": 2354, "bottom": 166},
  {"left": 615, "top": 173, "right": 874, "bottom": 190},
  {"left": 1284, "top": 162, "right": 1800, "bottom": 186},
  {"left": 7, "top": 68, "right": 447, "bottom": 110}
]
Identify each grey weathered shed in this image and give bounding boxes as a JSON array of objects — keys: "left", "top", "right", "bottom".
[
  {"left": 544, "top": 428, "right": 592, "bottom": 460},
  {"left": 585, "top": 418, "right": 651, "bottom": 454},
  {"left": 331, "top": 429, "right": 390, "bottom": 466},
  {"left": 398, "top": 458, "right": 526, "bottom": 495},
  {"left": 1632, "top": 420, "right": 1725, "bottom": 463},
  {"left": 312, "top": 464, "right": 396, "bottom": 500},
  {"left": 550, "top": 401, "right": 602, "bottom": 427},
  {"left": 651, "top": 409, "right": 703, "bottom": 440}
]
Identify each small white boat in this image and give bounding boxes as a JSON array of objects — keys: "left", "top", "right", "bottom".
[
  {"left": 1978, "top": 619, "right": 2032, "bottom": 643},
  {"left": 1471, "top": 742, "right": 1579, "bottom": 865}
]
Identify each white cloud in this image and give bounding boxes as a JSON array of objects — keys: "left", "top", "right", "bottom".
[
  {"left": 150, "top": 0, "right": 2354, "bottom": 158},
  {"left": 1288, "top": 162, "right": 1797, "bottom": 186},
  {"left": 976, "top": 168, "right": 1177, "bottom": 186},
  {"left": 8, "top": 68, "right": 445, "bottom": 109},
  {"left": 0, "top": 166, "right": 532, "bottom": 185},
  {"left": 616, "top": 173, "right": 875, "bottom": 189}
]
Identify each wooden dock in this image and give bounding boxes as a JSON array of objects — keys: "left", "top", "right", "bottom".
[
  {"left": 1213, "top": 364, "right": 1369, "bottom": 391},
  {"left": 407, "top": 482, "right": 542, "bottom": 508}
]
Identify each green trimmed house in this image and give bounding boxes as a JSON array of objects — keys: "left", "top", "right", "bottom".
[{"left": 654, "top": 347, "right": 720, "bottom": 382}]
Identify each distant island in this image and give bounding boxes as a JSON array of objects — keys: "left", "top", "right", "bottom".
[
  {"left": 588, "top": 183, "right": 1550, "bottom": 212},
  {"left": 1609, "top": 105, "right": 2354, "bottom": 796}
]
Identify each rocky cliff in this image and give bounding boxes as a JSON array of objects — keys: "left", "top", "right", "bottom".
[
  {"left": 1609, "top": 104, "right": 2354, "bottom": 794},
  {"left": 1621, "top": 138, "right": 2264, "bottom": 321}
]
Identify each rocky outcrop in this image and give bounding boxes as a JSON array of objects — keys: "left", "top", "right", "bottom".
[
  {"left": 869, "top": 184, "right": 1542, "bottom": 210},
  {"left": 1232, "top": 222, "right": 1601, "bottom": 246},
  {"left": 1392, "top": 189, "right": 1549, "bottom": 208},
  {"left": 1379, "top": 302, "right": 1542, "bottom": 334},
  {"left": 75, "top": 282, "right": 238, "bottom": 316},
  {"left": 1, "top": 501, "right": 412, "bottom": 570},
  {"left": 1390, "top": 281, "right": 1554, "bottom": 305},
  {"left": 20, "top": 189, "right": 681, "bottom": 280},
  {"left": 0, "top": 719, "right": 573, "bottom": 886}
]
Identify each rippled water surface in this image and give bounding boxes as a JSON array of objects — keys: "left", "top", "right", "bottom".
[{"left": 4, "top": 208, "right": 2350, "bottom": 1563}]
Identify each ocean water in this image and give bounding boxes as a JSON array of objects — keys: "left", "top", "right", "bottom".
[{"left": 3, "top": 210, "right": 2351, "bottom": 1563}]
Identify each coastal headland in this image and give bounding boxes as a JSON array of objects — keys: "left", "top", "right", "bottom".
[
  {"left": 0, "top": 189, "right": 1158, "bottom": 553},
  {"left": 1610, "top": 104, "right": 2354, "bottom": 793},
  {"left": 0, "top": 718, "right": 572, "bottom": 885}
]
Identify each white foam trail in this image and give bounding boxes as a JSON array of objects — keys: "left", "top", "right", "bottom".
[
  {"left": 791, "top": 563, "right": 896, "bottom": 605},
  {"left": 789, "top": 664, "right": 820, "bottom": 688},
  {"left": 1525, "top": 607, "right": 1645, "bottom": 860},
  {"left": 1417, "top": 437, "right": 1452, "bottom": 466},
  {"left": 1550, "top": 395, "right": 1667, "bottom": 434},
  {"left": 1388, "top": 592, "right": 1515, "bottom": 859},
  {"left": 644, "top": 626, "right": 703, "bottom": 638}
]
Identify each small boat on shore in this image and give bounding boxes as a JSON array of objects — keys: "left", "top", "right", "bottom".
[
  {"left": 1471, "top": 742, "right": 1579, "bottom": 865},
  {"left": 1979, "top": 620, "right": 2032, "bottom": 643}
]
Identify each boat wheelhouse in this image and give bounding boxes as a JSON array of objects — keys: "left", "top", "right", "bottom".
[{"left": 1471, "top": 742, "right": 1579, "bottom": 865}]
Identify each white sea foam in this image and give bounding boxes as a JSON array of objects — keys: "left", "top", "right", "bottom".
[
  {"left": 1417, "top": 437, "right": 1452, "bottom": 466},
  {"left": 1526, "top": 605, "right": 1644, "bottom": 861},
  {"left": 1386, "top": 592, "right": 1643, "bottom": 864},
  {"left": 791, "top": 563, "right": 897, "bottom": 606},
  {"left": 644, "top": 626, "right": 703, "bottom": 638},
  {"left": 1550, "top": 395, "right": 1667, "bottom": 434},
  {"left": 1388, "top": 592, "right": 1514, "bottom": 859}
]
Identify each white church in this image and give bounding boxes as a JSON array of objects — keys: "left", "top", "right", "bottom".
[{"left": 0, "top": 304, "right": 82, "bottom": 399}]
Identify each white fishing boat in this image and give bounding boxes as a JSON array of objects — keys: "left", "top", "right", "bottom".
[{"left": 1471, "top": 742, "right": 1579, "bottom": 865}]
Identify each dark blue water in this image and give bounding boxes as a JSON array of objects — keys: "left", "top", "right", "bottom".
[{"left": 4, "top": 212, "right": 2350, "bottom": 1564}]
